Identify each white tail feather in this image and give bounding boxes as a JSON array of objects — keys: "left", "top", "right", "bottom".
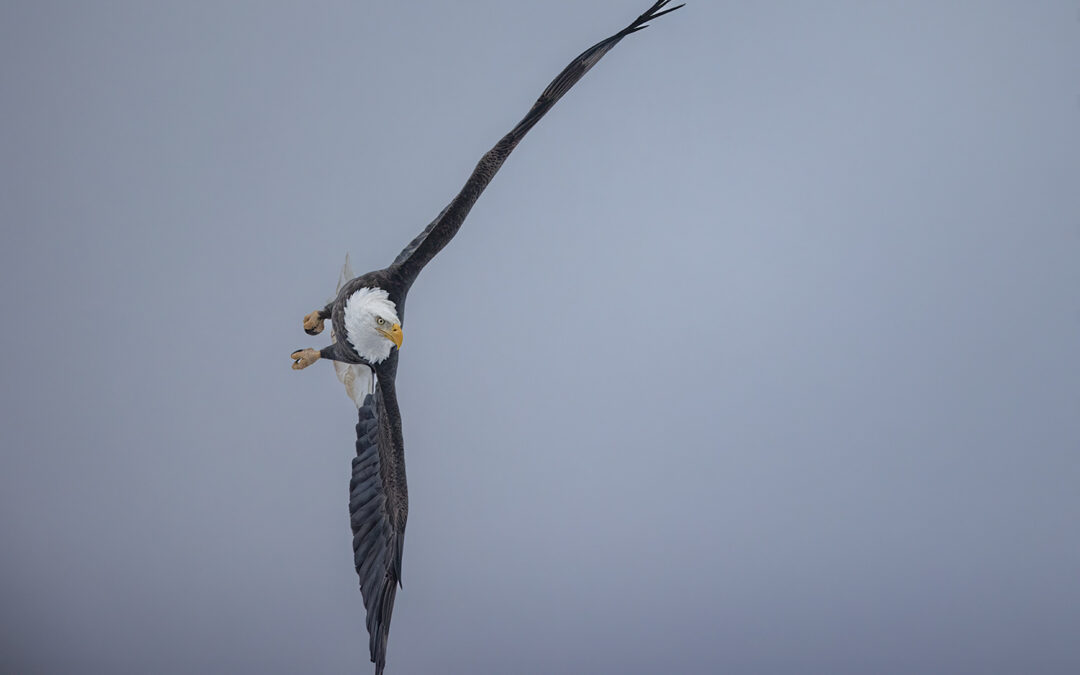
[
  {"left": 332, "top": 253, "right": 374, "bottom": 408},
  {"left": 334, "top": 360, "right": 373, "bottom": 408},
  {"left": 336, "top": 252, "right": 354, "bottom": 294}
]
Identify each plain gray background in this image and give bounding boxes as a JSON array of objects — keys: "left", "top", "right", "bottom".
[{"left": 2, "top": 1, "right": 1079, "bottom": 673}]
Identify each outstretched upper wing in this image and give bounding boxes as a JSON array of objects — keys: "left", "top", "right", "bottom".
[
  {"left": 392, "top": 0, "right": 684, "bottom": 283},
  {"left": 349, "top": 378, "right": 408, "bottom": 675}
]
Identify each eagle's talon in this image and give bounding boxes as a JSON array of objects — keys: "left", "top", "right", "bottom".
[
  {"left": 291, "top": 348, "right": 321, "bottom": 370},
  {"left": 303, "top": 311, "right": 325, "bottom": 335}
]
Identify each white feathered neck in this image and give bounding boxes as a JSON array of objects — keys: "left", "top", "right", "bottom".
[{"left": 343, "top": 287, "right": 400, "bottom": 364}]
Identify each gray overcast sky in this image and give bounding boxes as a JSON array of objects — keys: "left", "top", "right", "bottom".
[{"left": 2, "top": 1, "right": 1079, "bottom": 673}]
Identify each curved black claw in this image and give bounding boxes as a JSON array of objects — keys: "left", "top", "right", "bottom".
[
  {"left": 303, "top": 310, "right": 326, "bottom": 336},
  {"left": 291, "top": 348, "right": 321, "bottom": 370}
]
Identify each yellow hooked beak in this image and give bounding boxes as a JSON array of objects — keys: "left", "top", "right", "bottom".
[{"left": 378, "top": 323, "right": 403, "bottom": 350}]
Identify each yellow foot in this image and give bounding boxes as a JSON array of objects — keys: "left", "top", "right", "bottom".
[
  {"left": 303, "top": 311, "right": 325, "bottom": 336},
  {"left": 291, "top": 348, "right": 321, "bottom": 370}
]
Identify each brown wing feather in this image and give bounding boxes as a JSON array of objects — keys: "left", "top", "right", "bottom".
[
  {"left": 349, "top": 380, "right": 407, "bottom": 675},
  {"left": 392, "top": 0, "right": 684, "bottom": 283}
]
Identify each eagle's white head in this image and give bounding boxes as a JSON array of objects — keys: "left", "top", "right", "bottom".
[{"left": 343, "top": 287, "right": 402, "bottom": 364}]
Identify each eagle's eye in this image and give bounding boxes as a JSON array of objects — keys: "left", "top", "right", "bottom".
[{"left": 376, "top": 317, "right": 385, "bottom": 326}]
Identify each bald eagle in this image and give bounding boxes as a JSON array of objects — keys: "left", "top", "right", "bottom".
[{"left": 290, "top": 2, "right": 683, "bottom": 673}]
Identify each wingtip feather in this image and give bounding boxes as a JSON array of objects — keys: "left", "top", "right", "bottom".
[
  {"left": 651, "top": 4, "right": 685, "bottom": 20},
  {"left": 624, "top": 0, "right": 685, "bottom": 36}
]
